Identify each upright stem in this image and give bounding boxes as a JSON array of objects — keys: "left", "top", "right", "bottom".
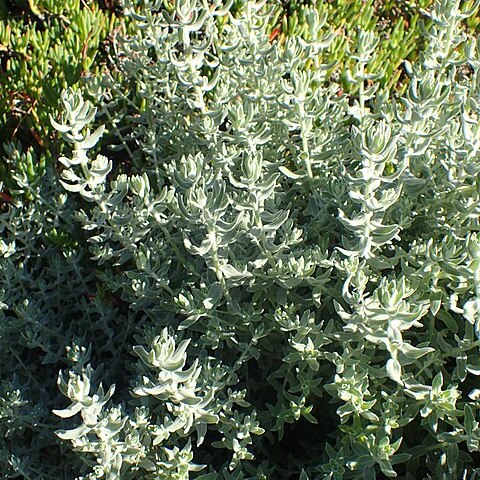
[{"left": 359, "top": 60, "right": 366, "bottom": 125}]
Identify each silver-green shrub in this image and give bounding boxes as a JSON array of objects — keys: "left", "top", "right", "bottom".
[{"left": 3, "top": 0, "right": 480, "bottom": 478}]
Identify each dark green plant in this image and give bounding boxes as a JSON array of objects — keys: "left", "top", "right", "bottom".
[{"left": 0, "top": 0, "right": 119, "bottom": 145}]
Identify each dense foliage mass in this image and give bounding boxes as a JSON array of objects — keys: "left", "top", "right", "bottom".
[{"left": 3, "top": 0, "right": 480, "bottom": 478}]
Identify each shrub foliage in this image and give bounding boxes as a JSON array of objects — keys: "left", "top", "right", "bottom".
[{"left": 3, "top": 0, "right": 480, "bottom": 479}]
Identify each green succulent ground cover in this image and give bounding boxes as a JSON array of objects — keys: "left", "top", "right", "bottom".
[
  {"left": 0, "top": 0, "right": 120, "bottom": 144},
  {"left": 3, "top": 0, "right": 480, "bottom": 479}
]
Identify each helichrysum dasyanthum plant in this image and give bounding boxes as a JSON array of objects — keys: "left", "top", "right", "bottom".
[{"left": 3, "top": 0, "right": 480, "bottom": 478}]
